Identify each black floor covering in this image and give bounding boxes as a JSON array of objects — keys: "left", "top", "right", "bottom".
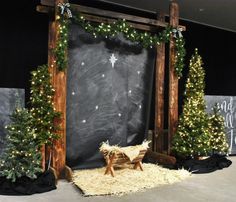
[
  {"left": 176, "top": 154, "right": 232, "bottom": 173},
  {"left": 0, "top": 170, "right": 56, "bottom": 195}
]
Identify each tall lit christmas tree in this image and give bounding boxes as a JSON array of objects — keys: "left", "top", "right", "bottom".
[
  {"left": 0, "top": 108, "right": 42, "bottom": 182},
  {"left": 172, "top": 49, "right": 211, "bottom": 158},
  {"left": 30, "top": 65, "right": 60, "bottom": 146},
  {"left": 209, "top": 104, "right": 229, "bottom": 154}
]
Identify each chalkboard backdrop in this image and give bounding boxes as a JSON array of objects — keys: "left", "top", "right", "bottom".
[
  {"left": 205, "top": 95, "right": 236, "bottom": 155},
  {"left": 66, "top": 24, "right": 156, "bottom": 169},
  {"left": 0, "top": 88, "right": 25, "bottom": 154}
]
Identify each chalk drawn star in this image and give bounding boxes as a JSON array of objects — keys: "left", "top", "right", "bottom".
[{"left": 109, "top": 54, "right": 118, "bottom": 68}]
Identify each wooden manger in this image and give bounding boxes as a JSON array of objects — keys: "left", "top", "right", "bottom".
[
  {"left": 103, "top": 150, "right": 147, "bottom": 177},
  {"left": 100, "top": 142, "right": 149, "bottom": 177}
]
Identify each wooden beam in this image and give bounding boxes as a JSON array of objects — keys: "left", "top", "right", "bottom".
[
  {"left": 168, "top": 2, "right": 179, "bottom": 155},
  {"left": 47, "top": 0, "right": 67, "bottom": 178},
  {"left": 64, "top": 165, "right": 73, "bottom": 182},
  {"left": 145, "top": 149, "right": 176, "bottom": 165},
  {"left": 36, "top": 4, "right": 186, "bottom": 31},
  {"left": 82, "top": 13, "right": 157, "bottom": 32},
  {"left": 72, "top": 4, "right": 169, "bottom": 28},
  {"left": 41, "top": 0, "right": 54, "bottom": 7},
  {"left": 37, "top": 5, "right": 157, "bottom": 31},
  {"left": 41, "top": 145, "right": 45, "bottom": 171},
  {"left": 154, "top": 12, "right": 165, "bottom": 153},
  {"left": 36, "top": 5, "right": 54, "bottom": 14}
]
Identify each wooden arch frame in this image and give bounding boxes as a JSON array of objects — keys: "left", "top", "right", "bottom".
[{"left": 37, "top": 0, "right": 185, "bottom": 178}]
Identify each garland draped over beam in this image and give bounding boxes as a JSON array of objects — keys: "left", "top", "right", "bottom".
[{"left": 54, "top": 3, "right": 186, "bottom": 78}]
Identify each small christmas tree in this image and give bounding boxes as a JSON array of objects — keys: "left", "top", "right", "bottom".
[
  {"left": 30, "top": 65, "right": 60, "bottom": 146},
  {"left": 209, "top": 104, "right": 229, "bottom": 154},
  {"left": 172, "top": 49, "right": 211, "bottom": 158},
  {"left": 0, "top": 108, "right": 42, "bottom": 182}
]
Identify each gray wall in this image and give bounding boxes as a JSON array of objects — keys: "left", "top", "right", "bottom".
[{"left": 0, "top": 88, "right": 25, "bottom": 154}]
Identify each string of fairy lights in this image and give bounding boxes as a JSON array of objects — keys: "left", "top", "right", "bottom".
[{"left": 55, "top": 3, "right": 186, "bottom": 78}]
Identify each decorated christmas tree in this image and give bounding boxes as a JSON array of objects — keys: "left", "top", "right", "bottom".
[
  {"left": 0, "top": 108, "right": 42, "bottom": 182},
  {"left": 172, "top": 49, "right": 211, "bottom": 158},
  {"left": 30, "top": 65, "right": 61, "bottom": 146},
  {"left": 209, "top": 104, "right": 229, "bottom": 154}
]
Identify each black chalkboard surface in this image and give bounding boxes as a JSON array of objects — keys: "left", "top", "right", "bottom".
[
  {"left": 66, "top": 24, "right": 156, "bottom": 169},
  {"left": 0, "top": 88, "right": 25, "bottom": 155},
  {"left": 205, "top": 95, "right": 236, "bottom": 155}
]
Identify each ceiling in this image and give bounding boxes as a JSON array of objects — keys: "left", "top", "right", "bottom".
[{"left": 100, "top": 0, "right": 236, "bottom": 33}]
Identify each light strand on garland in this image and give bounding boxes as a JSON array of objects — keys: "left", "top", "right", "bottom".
[
  {"left": 54, "top": 15, "right": 69, "bottom": 71},
  {"left": 55, "top": 3, "right": 186, "bottom": 78}
]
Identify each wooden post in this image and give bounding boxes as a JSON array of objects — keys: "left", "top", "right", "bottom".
[
  {"left": 154, "top": 12, "right": 165, "bottom": 153},
  {"left": 168, "top": 2, "right": 179, "bottom": 154},
  {"left": 41, "top": 145, "right": 45, "bottom": 171},
  {"left": 47, "top": 0, "right": 67, "bottom": 178}
]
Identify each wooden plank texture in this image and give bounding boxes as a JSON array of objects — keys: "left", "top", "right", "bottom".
[
  {"left": 47, "top": 0, "right": 67, "bottom": 178},
  {"left": 154, "top": 12, "right": 165, "bottom": 153},
  {"left": 168, "top": 2, "right": 179, "bottom": 155},
  {"left": 41, "top": 145, "right": 45, "bottom": 171},
  {"left": 41, "top": 0, "right": 54, "bottom": 6},
  {"left": 81, "top": 13, "right": 156, "bottom": 32},
  {"left": 37, "top": 4, "right": 186, "bottom": 31},
  {"left": 72, "top": 4, "right": 169, "bottom": 28},
  {"left": 52, "top": 70, "right": 67, "bottom": 178},
  {"left": 36, "top": 5, "right": 53, "bottom": 14},
  {"left": 145, "top": 149, "right": 176, "bottom": 165}
]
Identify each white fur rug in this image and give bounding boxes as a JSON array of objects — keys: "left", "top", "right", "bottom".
[{"left": 73, "top": 163, "right": 191, "bottom": 196}]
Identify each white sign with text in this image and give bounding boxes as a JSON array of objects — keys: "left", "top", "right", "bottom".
[{"left": 205, "top": 95, "right": 236, "bottom": 154}]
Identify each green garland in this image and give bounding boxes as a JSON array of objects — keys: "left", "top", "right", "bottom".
[
  {"left": 55, "top": 6, "right": 186, "bottom": 78},
  {"left": 54, "top": 17, "right": 69, "bottom": 72},
  {"left": 175, "top": 37, "right": 185, "bottom": 78}
]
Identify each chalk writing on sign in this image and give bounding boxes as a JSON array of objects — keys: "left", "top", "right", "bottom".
[{"left": 205, "top": 96, "right": 236, "bottom": 155}]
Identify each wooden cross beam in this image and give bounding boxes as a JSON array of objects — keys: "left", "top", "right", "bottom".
[{"left": 37, "top": 0, "right": 186, "bottom": 31}]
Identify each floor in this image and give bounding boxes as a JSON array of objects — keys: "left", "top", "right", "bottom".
[{"left": 0, "top": 157, "right": 235, "bottom": 202}]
